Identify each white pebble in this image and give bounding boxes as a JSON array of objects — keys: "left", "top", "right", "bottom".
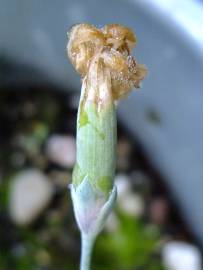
[
  {"left": 9, "top": 169, "right": 54, "bottom": 225},
  {"left": 105, "top": 212, "right": 119, "bottom": 232},
  {"left": 115, "top": 174, "right": 132, "bottom": 197},
  {"left": 115, "top": 174, "right": 144, "bottom": 217},
  {"left": 46, "top": 135, "right": 76, "bottom": 168},
  {"left": 118, "top": 192, "right": 144, "bottom": 217},
  {"left": 162, "top": 241, "right": 202, "bottom": 270}
]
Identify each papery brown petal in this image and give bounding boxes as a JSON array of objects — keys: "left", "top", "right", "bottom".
[{"left": 67, "top": 23, "right": 147, "bottom": 101}]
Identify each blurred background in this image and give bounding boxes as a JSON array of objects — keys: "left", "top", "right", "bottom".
[{"left": 1, "top": 0, "right": 203, "bottom": 269}]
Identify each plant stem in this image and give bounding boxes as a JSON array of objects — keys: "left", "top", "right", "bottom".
[{"left": 80, "top": 233, "right": 95, "bottom": 270}]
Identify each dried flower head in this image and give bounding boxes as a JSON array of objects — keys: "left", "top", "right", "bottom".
[{"left": 67, "top": 23, "right": 147, "bottom": 100}]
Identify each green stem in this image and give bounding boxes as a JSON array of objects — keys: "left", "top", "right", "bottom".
[{"left": 80, "top": 233, "right": 95, "bottom": 270}]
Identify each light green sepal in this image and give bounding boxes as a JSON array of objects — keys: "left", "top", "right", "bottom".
[{"left": 71, "top": 176, "right": 117, "bottom": 236}]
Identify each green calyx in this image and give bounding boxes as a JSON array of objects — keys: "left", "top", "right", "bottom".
[{"left": 73, "top": 102, "right": 116, "bottom": 196}]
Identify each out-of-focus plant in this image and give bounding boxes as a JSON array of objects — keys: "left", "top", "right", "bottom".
[{"left": 94, "top": 212, "right": 164, "bottom": 270}]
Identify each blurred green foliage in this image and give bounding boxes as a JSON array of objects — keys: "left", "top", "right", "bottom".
[{"left": 94, "top": 212, "right": 164, "bottom": 270}]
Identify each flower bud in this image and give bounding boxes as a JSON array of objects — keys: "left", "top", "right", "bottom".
[{"left": 67, "top": 23, "right": 147, "bottom": 269}]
